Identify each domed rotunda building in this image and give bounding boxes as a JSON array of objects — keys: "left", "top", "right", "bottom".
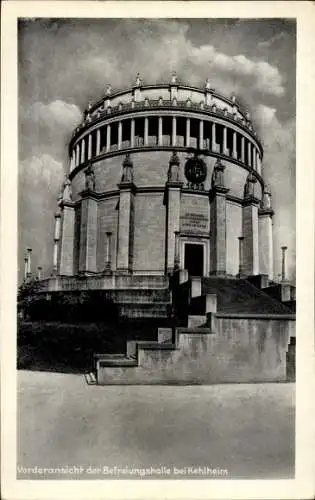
[{"left": 42, "top": 72, "right": 277, "bottom": 319}]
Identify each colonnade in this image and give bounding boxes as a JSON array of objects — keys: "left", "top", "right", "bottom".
[{"left": 70, "top": 116, "right": 262, "bottom": 175}]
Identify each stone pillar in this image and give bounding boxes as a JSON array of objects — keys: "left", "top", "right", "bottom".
[
  {"left": 88, "top": 133, "right": 92, "bottom": 160},
  {"left": 37, "top": 266, "right": 42, "bottom": 280},
  {"left": 24, "top": 255, "right": 28, "bottom": 281},
  {"left": 144, "top": 117, "right": 149, "bottom": 146},
  {"left": 118, "top": 121, "right": 122, "bottom": 149},
  {"left": 52, "top": 210, "right": 61, "bottom": 274},
  {"left": 223, "top": 126, "right": 228, "bottom": 155},
  {"left": 209, "top": 161, "right": 229, "bottom": 276},
  {"left": 96, "top": 128, "right": 101, "bottom": 156},
  {"left": 131, "top": 119, "right": 135, "bottom": 148},
  {"left": 211, "top": 122, "right": 217, "bottom": 151},
  {"left": 259, "top": 207, "right": 274, "bottom": 279},
  {"left": 252, "top": 145, "right": 256, "bottom": 170},
  {"left": 172, "top": 116, "right": 177, "bottom": 146},
  {"left": 116, "top": 156, "right": 136, "bottom": 273},
  {"left": 247, "top": 140, "right": 252, "bottom": 167},
  {"left": 78, "top": 192, "right": 98, "bottom": 274},
  {"left": 59, "top": 202, "right": 75, "bottom": 276},
  {"left": 25, "top": 248, "right": 32, "bottom": 279},
  {"left": 232, "top": 131, "right": 237, "bottom": 159},
  {"left": 241, "top": 136, "right": 245, "bottom": 163},
  {"left": 199, "top": 120, "right": 204, "bottom": 149},
  {"left": 158, "top": 116, "right": 163, "bottom": 146},
  {"left": 76, "top": 144, "right": 80, "bottom": 167},
  {"left": 242, "top": 175, "right": 259, "bottom": 276},
  {"left": 106, "top": 124, "right": 111, "bottom": 152},
  {"left": 257, "top": 152, "right": 262, "bottom": 175},
  {"left": 70, "top": 152, "right": 75, "bottom": 173},
  {"left": 237, "top": 237, "right": 244, "bottom": 277},
  {"left": 80, "top": 138, "right": 86, "bottom": 164},
  {"left": 281, "top": 246, "right": 288, "bottom": 281},
  {"left": 186, "top": 118, "right": 190, "bottom": 147},
  {"left": 174, "top": 231, "right": 180, "bottom": 270},
  {"left": 105, "top": 231, "right": 112, "bottom": 272}
]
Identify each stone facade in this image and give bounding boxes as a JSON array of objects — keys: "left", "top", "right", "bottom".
[{"left": 51, "top": 77, "right": 273, "bottom": 284}]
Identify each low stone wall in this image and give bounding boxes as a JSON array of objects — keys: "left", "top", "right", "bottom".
[{"left": 96, "top": 315, "right": 295, "bottom": 385}]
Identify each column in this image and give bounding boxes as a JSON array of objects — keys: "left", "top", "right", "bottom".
[
  {"left": 131, "top": 119, "right": 135, "bottom": 148},
  {"left": 76, "top": 144, "right": 80, "bottom": 167},
  {"left": 37, "top": 267, "right": 42, "bottom": 280},
  {"left": 80, "top": 138, "right": 86, "bottom": 164},
  {"left": 241, "top": 136, "right": 245, "bottom": 163},
  {"left": 24, "top": 255, "right": 28, "bottom": 281},
  {"left": 211, "top": 122, "right": 217, "bottom": 151},
  {"left": 172, "top": 116, "right": 177, "bottom": 146},
  {"left": 252, "top": 145, "right": 256, "bottom": 170},
  {"left": 281, "top": 246, "right": 288, "bottom": 281},
  {"left": 59, "top": 202, "right": 75, "bottom": 275},
  {"left": 106, "top": 124, "right": 111, "bottom": 152},
  {"left": 223, "top": 126, "right": 228, "bottom": 155},
  {"left": 26, "top": 248, "right": 32, "bottom": 278},
  {"left": 88, "top": 133, "right": 92, "bottom": 160},
  {"left": 53, "top": 211, "right": 61, "bottom": 274},
  {"left": 158, "top": 116, "right": 163, "bottom": 146},
  {"left": 199, "top": 120, "right": 204, "bottom": 149},
  {"left": 116, "top": 183, "right": 135, "bottom": 273},
  {"left": 186, "top": 118, "right": 190, "bottom": 147},
  {"left": 238, "top": 237, "right": 244, "bottom": 277},
  {"left": 96, "top": 128, "right": 101, "bottom": 156},
  {"left": 118, "top": 121, "right": 122, "bottom": 149},
  {"left": 256, "top": 152, "right": 261, "bottom": 175},
  {"left": 105, "top": 232, "right": 112, "bottom": 271},
  {"left": 259, "top": 209, "right": 274, "bottom": 279},
  {"left": 232, "top": 131, "right": 237, "bottom": 159},
  {"left": 78, "top": 193, "right": 98, "bottom": 273},
  {"left": 247, "top": 140, "right": 252, "bottom": 167},
  {"left": 144, "top": 117, "right": 149, "bottom": 146},
  {"left": 174, "top": 231, "right": 180, "bottom": 269}
]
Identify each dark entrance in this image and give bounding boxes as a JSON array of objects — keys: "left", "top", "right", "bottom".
[{"left": 184, "top": 243, "right": 204, "bottom": 276}]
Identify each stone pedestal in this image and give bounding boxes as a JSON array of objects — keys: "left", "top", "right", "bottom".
[
  {"left": 59, "top": 202, "right": 75, "bottom": 276},
  {"left": 78, "top": 191, "right": 98, "bottom": 274}
]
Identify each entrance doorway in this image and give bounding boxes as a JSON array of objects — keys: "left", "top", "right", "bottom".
[{"left": 184, "top": 243, "right": 204, "bottom": 276}]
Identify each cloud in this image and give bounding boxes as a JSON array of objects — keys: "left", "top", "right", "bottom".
[
  {"left": 19, "top": 100, "right": 82, "bottom": 160},
  {"left": 258, "top": 32, "right": 286, "bottom": 49}
]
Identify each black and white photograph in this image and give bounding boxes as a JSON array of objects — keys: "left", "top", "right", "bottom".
[{"left": 1, "top": 2, "right": 315, "bottom": 500}]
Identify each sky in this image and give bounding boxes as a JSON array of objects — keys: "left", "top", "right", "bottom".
[{"left": 18, "top": 18, "right": 296, "bottom": 283}]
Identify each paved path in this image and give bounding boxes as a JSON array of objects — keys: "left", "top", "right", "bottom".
[{"left": 18, "top": 370, "right": 295, "bottom": 479}]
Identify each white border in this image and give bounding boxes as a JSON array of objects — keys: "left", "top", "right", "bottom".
[{"left": 1, "top": 2, "right": 315, "bottom": 499}]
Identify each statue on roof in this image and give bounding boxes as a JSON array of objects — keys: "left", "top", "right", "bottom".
[
  {"left": 106, "top": 84, "right": 112, "bottom": 95},
  {"left": 205, "top": 78, "right": 211, "bottom": 90},
  {"left": 135, "top": 72, "right": 142, "bottom": 86},
  {"left": 62, "top": 177, "right": 72, "bottom": 202},
  {"left": 121, "top": 154, "right": 134, "bottom": 183},
  {"left": 211, "top": 159, "right": 225, "bottom": 188},
  {"left": 168, "top": 151, "right": 180, "bottom": 182},
  {"left": 171, "top": 71, "right": 178, "bottom": 84},
  {"left": 244, "top": 172, "right": 257, "bottom": 198},
  {"left": 84, "top": 163, "right": 96, "bottom": 191}
]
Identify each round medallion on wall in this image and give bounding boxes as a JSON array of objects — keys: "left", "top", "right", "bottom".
[{"left": 184, "top": 156, "right": 207, "bottom": 184}]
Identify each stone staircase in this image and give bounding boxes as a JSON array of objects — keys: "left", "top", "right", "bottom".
[{"left": 93, "top": 270, "right": 295, "bottom": 385}]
